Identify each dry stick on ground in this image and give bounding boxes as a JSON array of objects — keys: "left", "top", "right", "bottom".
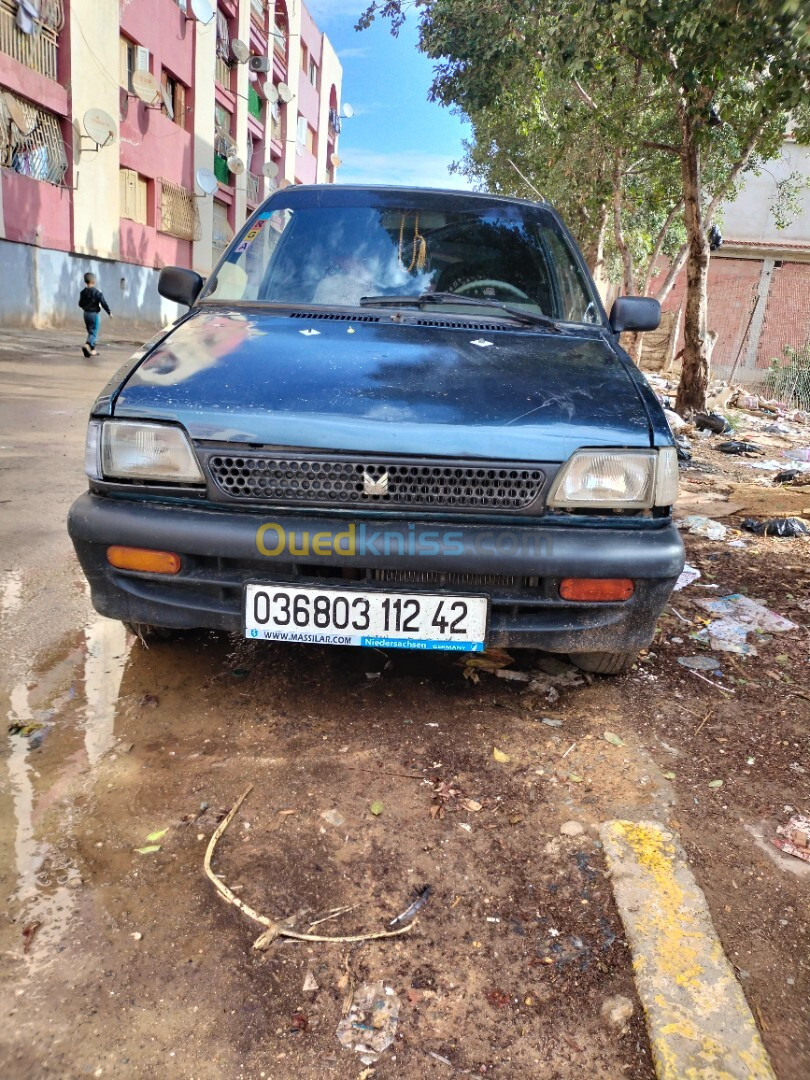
[{"left": 204, "top": 785, "right": 417, "bottom": 950}]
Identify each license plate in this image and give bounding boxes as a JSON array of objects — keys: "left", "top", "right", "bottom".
[{"left": 244, "top": 584, "right": 488, "bottom": 651}]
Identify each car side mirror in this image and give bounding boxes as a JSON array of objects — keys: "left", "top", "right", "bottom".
[
  {"left": 158, "top": 266, "right": 205, "bottom": 307},
  {"left": 609, "top": 296, "right": 661, "bottom": 334}
]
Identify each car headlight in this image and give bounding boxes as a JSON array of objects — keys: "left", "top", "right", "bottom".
[
  {"left": 88, "top": 420, "right": 204, "bottom": 484},
  {"left": 548, "top": 448, "right": 678, "bottom": 509}
]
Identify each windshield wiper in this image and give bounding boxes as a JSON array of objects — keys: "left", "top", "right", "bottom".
[{"left": 359, "top": 292, "right": 561, "bottom": 330}]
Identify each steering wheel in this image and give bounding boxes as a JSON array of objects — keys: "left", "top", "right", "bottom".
[{"left": 454, "top": 279, "right": 531, "bottom": 301}]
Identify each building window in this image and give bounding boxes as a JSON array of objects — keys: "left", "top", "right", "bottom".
[
  {"left": 158, "top": 179, "right": 200, "bottom": 241},
  {"left": 300, "top": 44, "right": 307, "bottom": 70},
  {"left": 120, "top": 38, "right": 150, "bottom": 93},
  {"left": 308, "top": 58, "right": 318, "bottom": 87},
  {"left": 0, "top": 91, "right": 67, "bottom": 185},
  {"left": 161, "top": 70, "right": 187, "bottom": 128},
  {"left": 215, "top": 8, "right": 232, "bottom": 88},
  {"left": 0, "top": 0, "right": 60, "bottom": 81},
  {"left": 120, "top": 168, "right": 150, "bottom": 225},
  {"left": 212, "top": 198, "right": 233, "bottom": 260}
]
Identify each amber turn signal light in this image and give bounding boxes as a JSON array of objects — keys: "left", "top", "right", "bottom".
[
  {"left": 107, "top": 546, "right": 181, "bottom": 575},
  {"left": 559, "top": 577, "right": 634, "bottom": 602}
]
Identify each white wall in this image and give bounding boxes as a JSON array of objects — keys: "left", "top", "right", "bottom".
[
  {"left": 721, "top": 140, "right": 810, "bottom": 245},
  {"left": 0, "top": 240, "right": 183, "bottom": 330}
]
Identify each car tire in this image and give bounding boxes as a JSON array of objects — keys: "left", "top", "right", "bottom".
[
  {"left": 123, "top": 621, "right": 179, "bottom": 641},
  {"left": 569, "top": 650, "right": 638, "bottom": 675}
]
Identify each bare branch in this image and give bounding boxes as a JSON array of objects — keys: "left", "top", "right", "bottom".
[
  {"left": 654, "top": 242, "right": 688, "bottom": 303},
  {"left": 572, "top": 78, "right": 598, "bottom": 112},
  {"left": 642, "top": 200, "right": 684, "bottom": 296},
  {"left": 641, "top": 140, "right": 681, "bottom": 155},
  {"left": 701, "top": 120, "right": 769, "bottom": 227}
]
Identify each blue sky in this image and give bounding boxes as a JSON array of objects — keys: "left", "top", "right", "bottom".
[{"left": 304, "top": 0, "right": 473, "bottom": 188}]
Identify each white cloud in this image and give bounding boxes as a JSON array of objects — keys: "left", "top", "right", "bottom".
[
  {"left": 336, "top": 148, "right": 474, "bottom": 190},
  {"left": 305, "top": 0, "right": 366, "bottom": 28},
  {"left": 336, "top": 46, "right": 369, "bottom": 59}
]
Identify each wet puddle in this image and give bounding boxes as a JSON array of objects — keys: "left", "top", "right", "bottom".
[{"left": 3, "top": 614, "right": 130, "bottom": 970}]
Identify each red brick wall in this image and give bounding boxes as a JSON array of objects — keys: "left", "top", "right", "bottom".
[
  {"left": 758, "top": 262, "right": 810, "bottom": 368},
  {"left": 660, "top": 257, "right": 810, "bottom": 373}
]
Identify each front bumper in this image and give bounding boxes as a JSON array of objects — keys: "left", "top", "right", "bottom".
[{"left": 68, "top": 493, "right": 684, "bottom": 652}]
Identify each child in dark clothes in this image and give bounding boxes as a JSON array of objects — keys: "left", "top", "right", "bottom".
[{"left": 78, "top": 273, "right": 112, "bottom": 357}]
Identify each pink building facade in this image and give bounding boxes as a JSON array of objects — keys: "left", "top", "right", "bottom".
[{"left": 0, "top": 0, "right": 342, "bottom": 328}]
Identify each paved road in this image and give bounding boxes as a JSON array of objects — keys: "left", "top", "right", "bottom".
[{"left": 0, "top": 334, "right": 807, "bottom": 1079}]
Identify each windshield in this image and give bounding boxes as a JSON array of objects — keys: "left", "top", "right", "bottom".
[{"left": 201, "top": 194, "right": 602, "bottom": 326}]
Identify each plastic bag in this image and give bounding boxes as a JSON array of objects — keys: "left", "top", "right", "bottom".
[{"left": 741, "top": 517, "right": 809, "bottom": 538}]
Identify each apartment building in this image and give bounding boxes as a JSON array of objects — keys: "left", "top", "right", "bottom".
[{"left": 0, "top": 0, "right": 342, "bottom": 328}]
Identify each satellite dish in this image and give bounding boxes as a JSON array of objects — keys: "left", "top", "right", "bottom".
[
  {"left": 83, "top": 108, "right": 117, "bottom": 148},
  {"left": 160, "top": 85, "right": 174, "bottom": 120},
  {"left": 132, "top": 70, "right": 161, "bottom": 106},
  {"left": 262, "top": 161, "right": 279, "bottom": 179},
  {"left": 227, "top": 155, "right": 245, "bottom": 175},
  {"left": 195, "top": 167, "right": 219, "bottom": 195},
  {"left": 4, "top": 92, "right": 35, "bottom": 135},
  {"left": 190, "top": 0, "right": 215, "bottom": 24},
  {"left": 330, "top": 154, "right": 342, "bottom": 169},
  {"left": 277, "top": 82, "right": 293, "bottom": 104},
  {"left": 342, "top": 103, "right": 355, "bottom": 119},
  {"left": 264, "top": 82, "right": 279, "bottom": 104},
  {"left": 231, "top": 39, "right": 250, "bottom": 63}
]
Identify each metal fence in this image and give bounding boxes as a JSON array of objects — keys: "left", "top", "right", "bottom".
[
  {"left": 0, "top": 90, "right": 67, "bottom": 185},
  {"left": 158, "top": 179, "right": 201, "bottom": 242}
]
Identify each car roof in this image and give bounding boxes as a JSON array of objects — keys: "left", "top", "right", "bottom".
[{"left": 271, "top": 183, "right": 555, "bottom": 214}]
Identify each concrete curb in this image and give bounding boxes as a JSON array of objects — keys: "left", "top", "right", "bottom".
[{"left": 600, "top": 819, "right": 776, "bottom": 1080}]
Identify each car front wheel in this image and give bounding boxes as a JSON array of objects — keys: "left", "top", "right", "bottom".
[{"left": 569, "top": 650, "right": 638, "bottom": 675}]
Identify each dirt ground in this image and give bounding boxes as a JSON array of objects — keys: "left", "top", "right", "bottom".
[{"left": 0, "top": 338, "right": 808, "bottom": 1079}]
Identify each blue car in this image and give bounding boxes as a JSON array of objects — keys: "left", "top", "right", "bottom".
[{"left": 68, "top": 185, "right": 683, "bottom": 673}]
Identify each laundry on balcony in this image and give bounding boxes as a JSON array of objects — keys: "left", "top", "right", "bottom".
[{"left": 0, "top": 89, "right": 67, "bottom": 184}]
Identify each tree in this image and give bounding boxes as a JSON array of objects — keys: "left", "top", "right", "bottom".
[{"left": 360, "top": 0, "right": 810, "bottom": 414}]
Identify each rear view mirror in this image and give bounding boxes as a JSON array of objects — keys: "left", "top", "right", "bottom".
[
  {"left": 158, "top": 266, "right": 205, "bottom": 307},
  {"left": 609, "top": 296, "right": 661, "bottom": 334}
]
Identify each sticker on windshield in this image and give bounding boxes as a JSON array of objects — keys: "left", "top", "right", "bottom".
[{"left": 233, "top": 213, "right": 272, "bottom": 255}]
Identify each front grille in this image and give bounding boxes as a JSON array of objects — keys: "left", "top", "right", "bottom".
[
  {"left": 373, "top": 569, "right": 534, "bottom": 588},
  {"left": 205, "top": 453, "right": 545, "bottom": 511}
]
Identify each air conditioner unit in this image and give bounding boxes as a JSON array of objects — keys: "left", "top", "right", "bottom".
[{"left": 248, "top": 55, "right": 271, "bottom": 73}]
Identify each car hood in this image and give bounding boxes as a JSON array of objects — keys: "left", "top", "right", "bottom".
[{"left": 113, "top": 308, "right": 653, "bottom": 461}]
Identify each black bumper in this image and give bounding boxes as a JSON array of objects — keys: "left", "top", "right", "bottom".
[{"left": 68, "top": 493, "right": 684, "bottom": 653}]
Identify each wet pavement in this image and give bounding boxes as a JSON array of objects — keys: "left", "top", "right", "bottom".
[{"left": 1, "top": 334, "right": 808, "bottom": 1079}]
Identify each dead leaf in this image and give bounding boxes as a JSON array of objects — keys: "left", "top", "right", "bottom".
[
  {"left": 708, "top": 779, "right": 724, "bottom": 789},
  {"left": 493, "top": 747, "right": 510, "bottom": 763},
  {"left": 603, "top": 732, "right": 624, "bottom": 747},
  {"left": 369, "top": 800, "right": 384, "bottom": 816},
  {"left": 568, "top": 773, "right": 584, "bottom": 784},
  {"left": 461, "top": 799, "right": 483, "bottom": 812},
  {"left": 145, "top": 828, "right": 168, "bottom": 843},
  {"left": 134, "top": 844, "right": 161, "bottom": 855}
]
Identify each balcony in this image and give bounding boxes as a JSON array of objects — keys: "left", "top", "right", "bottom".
[{"left": 0, "top": 0, "right": 59, "bottom": 81}]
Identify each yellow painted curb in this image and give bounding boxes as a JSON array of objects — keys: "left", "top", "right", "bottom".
[{"left": 600, "top": 820, "right": 775, "bottom": 1080}]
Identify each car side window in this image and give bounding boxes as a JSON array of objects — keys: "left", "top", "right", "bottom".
[{"left": 544, "top": 228, "right": 597, "bottom": 323}]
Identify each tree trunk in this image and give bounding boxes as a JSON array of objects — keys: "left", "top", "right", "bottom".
[
  {"left": 612, "top": 153, "right": 635, "bottom": 295},
  {"left": 583, "top": 202, "right": 609, "bottom": 282},
  {"left": 675, "top": 121, "right": 711, "bottom": 416}
]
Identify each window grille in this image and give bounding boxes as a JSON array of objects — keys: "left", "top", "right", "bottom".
[
  {"left": 0, "top": 0, "right": 61, "bottom": 81},
  {"left": 158, "top": 178, "right": 200, "bottom": 241},
  {"left": 212, "top": 198, "right": 233, "bottom": 260},
  {"left": 0, "top": 90, "right": 67, "bottom": 185}
]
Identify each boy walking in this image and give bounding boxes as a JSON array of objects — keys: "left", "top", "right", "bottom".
[{"left": 78, "top": 273, "right": 111, "bottom": 357}]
